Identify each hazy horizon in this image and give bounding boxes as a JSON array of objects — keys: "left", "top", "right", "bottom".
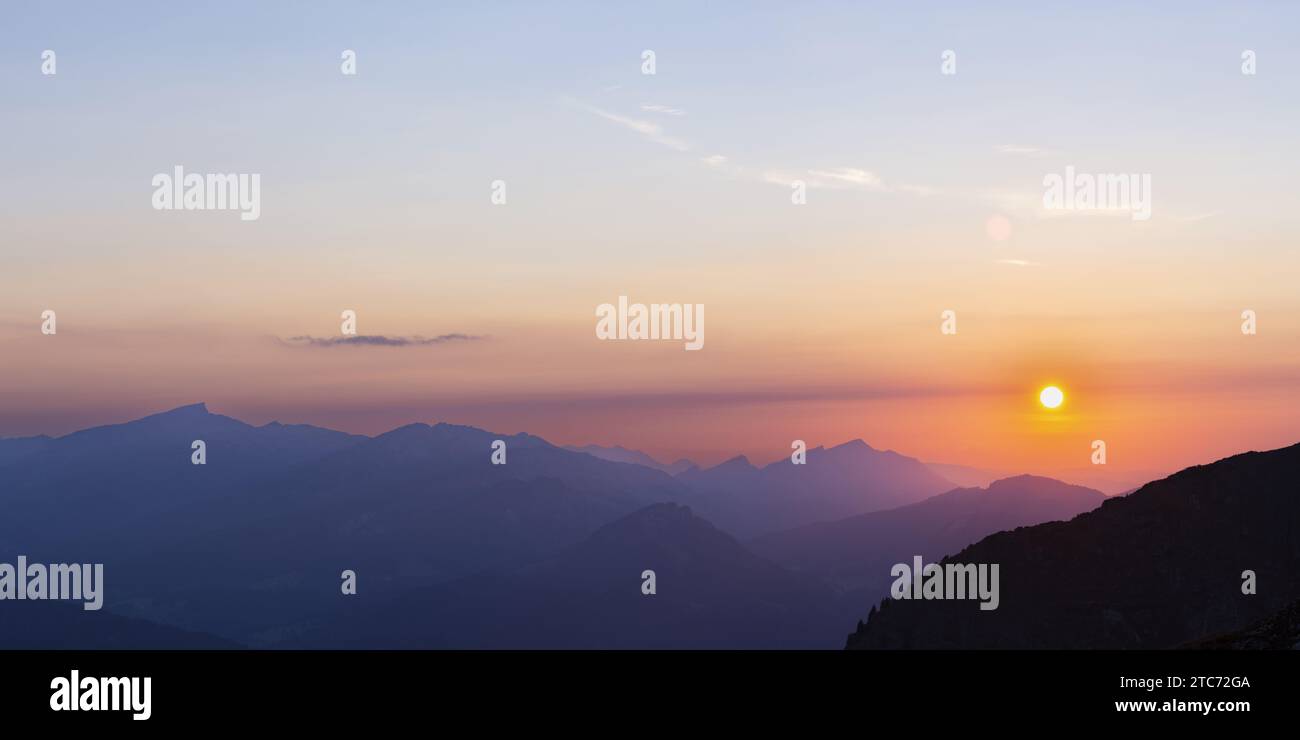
[
  {"left": 7, "top": 397, "right": 1287, "bottom": 494},
  {"left": 4, "top": 2, "right": 1298, "bottom": 495}
]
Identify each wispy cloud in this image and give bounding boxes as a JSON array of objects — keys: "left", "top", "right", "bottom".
[
  {"left": 583, "top": 104, "right": 689, "bottom": 151},
  {"left": 641, "top": 103, "right": 685, "bottom": 116},
  {"left": 574, "top": 99, "right": 938, "bottom": 197},
  {"left": 806, "top": 167, "right": 886, "bottom": 189},
  {"left": 996, "top": 258, "right": 1040, "bottom": 267},
  {"left": 283, "top": 334, "right": 485, "bottom": 348},
  {"left": 762, "top": 167, "right": 937, "bottom": 197}
]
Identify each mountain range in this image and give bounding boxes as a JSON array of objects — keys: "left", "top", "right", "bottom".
[
  {"left": 2, "top": 403, "right": 1293, "bottom": 650},
  {"left": 675, "top": 440, "right": 955, "bottom": 537}
]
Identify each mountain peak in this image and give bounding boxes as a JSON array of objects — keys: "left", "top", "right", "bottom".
[
  {"left": 983, "top": 474, "right": 1101, "bottom": 497},
  {"left": 168, "top": 402, "right": 208, "bottom": 415},
  {"left": 131, "top": 402, "right": 212, "bottom": 424},
  {"left": 990, "top": 473, "right": 1054, "bottom": 484},
  {"left": 715, "top": 454, "right": 755, "bottom": 469},
  {"left": 376, "top": 422, "right": 434, "bottom": 439}
]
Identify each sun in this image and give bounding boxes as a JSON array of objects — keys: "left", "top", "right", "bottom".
[{"left": 1039, "top": 385, "right": 1065, "bottom": 409}]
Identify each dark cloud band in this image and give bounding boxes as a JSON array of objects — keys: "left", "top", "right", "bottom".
[{"left": 283, "top": 334, "right": 484, "bottom": 348}]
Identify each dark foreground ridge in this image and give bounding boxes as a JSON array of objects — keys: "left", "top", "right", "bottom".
[{"left": 849, "top": 443, "right": 1300, "bottom": 649}]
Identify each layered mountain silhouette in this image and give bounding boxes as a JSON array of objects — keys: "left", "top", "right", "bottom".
[
  {"left": 0, "top": 403, "right": 366, "bottom": 555},
  {"left": 290, "top": 503, "right": 843, "bottom": 649},
  {"left": 847, "top": 443, "right": 1300, "bottom": 649},
  {"left": 751, "top": 475, "right": 1104, "bottom": 601},
  {"left": 676, "top": 440, "right": 954, "bottom": 537},
  {"left": 5, "top": 403, "right": 1296, "bottom": 650},
  {"left": 0, "top": 405, "right": 697, "bottom": 643}
]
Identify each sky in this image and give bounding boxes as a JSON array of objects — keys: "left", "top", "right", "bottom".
[{"left": 2, "top": 1, "right": 1299, "bottom": 492}]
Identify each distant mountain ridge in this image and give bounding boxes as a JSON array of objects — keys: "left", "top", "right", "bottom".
[
  {"left": 0, "top": 404, "right": 692, "bottom": 644},
  {"left": 676, "top": 439, "right": 955, "bottom": 537},
  {"left": 0, "top": 434, "right": 54, "bottom": 467},
  {"left": 751, "top": 475, "right": 1105, "bottom": 599},
  {"left": 563, "top": 443, "right": 697, "bottom": 475},
  {"left": 0, "top": 404, "right": 961, "bottom": 646},
  {"left": 0, "top": 402, "right": 368, "bottom": 555}
]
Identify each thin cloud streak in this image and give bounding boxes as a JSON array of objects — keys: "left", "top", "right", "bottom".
[
  {"left": 571, "top": 97, "right": 940, "bottom": 197},
  {"left": 641, "top": 103, "right": 686, "bottom": 116},
  {"left": 282, "top": 334, "right": 485, "bottom": 348},
  {"left": 582, "top": 104, "right": 689, "bottom": 151}
]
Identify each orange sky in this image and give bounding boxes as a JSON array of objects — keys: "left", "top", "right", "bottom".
[
  {"left": 3, "top": 271, "right": 1296, "bottom": 495},
  {"left": 4, "top": 3, "right": 1299, "bottom": 494}
]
